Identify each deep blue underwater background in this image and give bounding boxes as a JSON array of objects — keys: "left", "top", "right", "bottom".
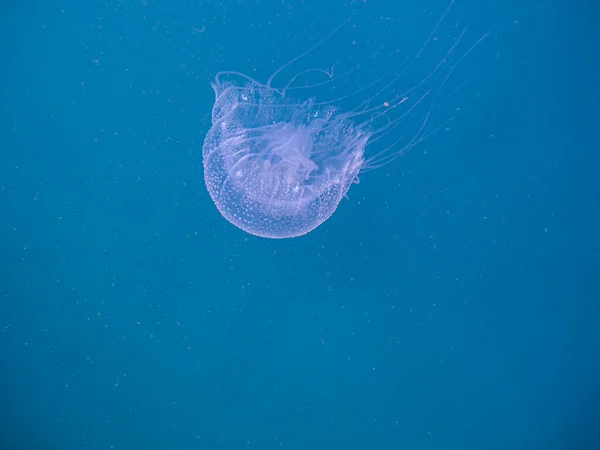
[{"left": 1, "top": 0, "right": 599, "bottom": 449}]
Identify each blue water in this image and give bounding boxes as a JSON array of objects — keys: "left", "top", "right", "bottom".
[{"left": 1, "top": 0, "right": 598, "bottom": 449}]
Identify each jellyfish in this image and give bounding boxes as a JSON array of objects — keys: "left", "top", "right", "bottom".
[{"left": 202, "top": 0, "right": 488, "bottom": 238}]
